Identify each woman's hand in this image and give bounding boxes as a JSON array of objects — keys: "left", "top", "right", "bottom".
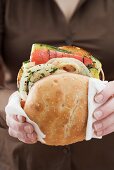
[
  {"left": 6, "top": 114, "right": 37, "bottom": 144},
  {"left": 93, "top": 81, "right": 114, "bottom": 137}
]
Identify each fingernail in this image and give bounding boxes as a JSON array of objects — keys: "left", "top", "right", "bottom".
[
  {"left": 24, "top": 126, "right": 33, "bottom": 133},
  {"left": 95, "top": 94, "right": 104, "bottom": 103},
  {"left": 94, "top": 111, "right": 103, "bottom": 120},
  {"left": 94, "top": 122, "right": 102, "bottom": 131}
]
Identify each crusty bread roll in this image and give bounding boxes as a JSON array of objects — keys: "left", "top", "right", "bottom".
[{"left": 24, "top": 73, "right": 89, "bottom": 145}]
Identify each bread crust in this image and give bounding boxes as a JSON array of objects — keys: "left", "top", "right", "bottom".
[{"left": 24, "top": 73, "right": 89, "bottom": 145}]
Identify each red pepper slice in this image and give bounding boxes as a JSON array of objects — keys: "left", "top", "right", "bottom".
[
  {"left": 30, "top": 49, "right": 93, "bottom": 66},
  {"left": 83, "top": 57, "right": 93, "bottom": 66},
  {"left": 31, "top": 49, "right": 49, "bottom": 64}
]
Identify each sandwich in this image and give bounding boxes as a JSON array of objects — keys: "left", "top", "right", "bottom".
[{"left": 17, "top": 44, "right": 104, "bottom": 145}]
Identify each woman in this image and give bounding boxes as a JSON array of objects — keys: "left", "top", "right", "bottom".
[{"left": 0, "top": 0, "right": 114, "bottom": 170}]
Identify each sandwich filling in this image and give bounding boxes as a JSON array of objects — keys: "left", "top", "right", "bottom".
[
  {"left": 18, "top": 58, "right": 91, "bottom": 101},
  {"left": 17, "top": 44, "right": 103, "bottom": 101}
]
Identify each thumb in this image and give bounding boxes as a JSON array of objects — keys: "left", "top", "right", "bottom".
[{"left": 94, "top": 81, "right": 114, "bottom": 103}]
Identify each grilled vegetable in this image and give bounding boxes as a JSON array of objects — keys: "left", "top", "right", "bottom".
[
  {"left": 59, "top": 46, "right": 102, "bottom": 79},
  {"left": 89, "top": 68, "right": 99, "bottom": 79},
  {"left": 18, "top": 44, "right": 104, "bottom": 101},
  {"left": 30, "top": 44, "right": 93, "bottom": 66},
  {"left": 19, "top": 63, "right": 58, "bottom": 100}
]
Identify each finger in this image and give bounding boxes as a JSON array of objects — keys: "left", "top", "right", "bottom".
[
  {"left": 18, "top": 132, "right": 37, "bottom": 144},
  {"left": 94, "top": 97, "right": 114, "bottom": 120},
  {"left": 94, "top": 124, "right": 114, "bottom": 137},
  {"left": 93, "top": 112, "right": 114, "bottom": 132},
  {"left": 94, "top": 81, "right": 114, "bottom": 103},
  {"left": 26, "top": 132, "right": 37, "bottom": 141},
  {"left": 9, "top": 128, "right": 37, "bottom": 144},
  {"left": 6, "top": 114, "right": 26, "bottom": 123},
  {"left": 17, "top": 115, "right": 26, "bottom": 123},
  {"left": 19, "top": 138, "right": 37, "bottom": 144},
  {"left": 6, "top": 116, "right": 34, "bottom": 134}
]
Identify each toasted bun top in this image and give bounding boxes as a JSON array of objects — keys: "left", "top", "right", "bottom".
[{"left": 24, "top": 73, "right": 89, "bottom": 145}]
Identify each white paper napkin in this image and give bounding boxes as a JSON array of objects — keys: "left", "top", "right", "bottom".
[
  {"left": 5, "top": 91, "right": 46, "bottom": 143},
  {"left": 86, "top": 78, "right": 108, "bottom": 140}
]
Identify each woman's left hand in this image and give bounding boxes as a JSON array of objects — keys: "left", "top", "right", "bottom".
[{"left": 93, "top": 81, "right": 114, "bottom": 137}]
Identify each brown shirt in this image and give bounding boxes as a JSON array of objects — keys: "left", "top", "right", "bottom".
[{"left": 0, "top": 0, "right": 114, "bottom": 170}]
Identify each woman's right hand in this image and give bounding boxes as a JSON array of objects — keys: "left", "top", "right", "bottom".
[{"left": 6, "top": 114, "right": 37, "bottom": 144}]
